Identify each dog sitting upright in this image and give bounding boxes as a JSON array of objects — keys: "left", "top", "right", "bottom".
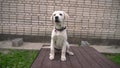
[{"left": 49, "top": 11, "right": 74, "bottom": 61}]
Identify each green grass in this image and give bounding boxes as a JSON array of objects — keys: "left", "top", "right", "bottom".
[
  {"left": 0, "top": 50, "right": 38, "bottom": 68},
  {"left": 104, "top": 54, "right": 120, "bottom": 65}
]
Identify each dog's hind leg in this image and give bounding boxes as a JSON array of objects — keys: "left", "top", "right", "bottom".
[{"left": 66, "top": 42, "right": 74, "bottom": 55}]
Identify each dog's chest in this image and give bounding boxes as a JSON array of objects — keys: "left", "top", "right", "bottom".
[
  {"left": 52, "top": 30, "right": 67, "bottom": 49},
  {"left": 53, "top": 35, "right": 64, "bottom": 49},
  {"left": 53, "top": 30, "right": 67, "bottom": 39}
]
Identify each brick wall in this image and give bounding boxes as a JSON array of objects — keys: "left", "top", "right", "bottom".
[{"left": 0, "top": 0, "right": 120, "bottom": 39}]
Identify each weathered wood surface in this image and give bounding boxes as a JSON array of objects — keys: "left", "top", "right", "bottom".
[{"left": 31, "top": 46, "right": 120, "bottom": 68}]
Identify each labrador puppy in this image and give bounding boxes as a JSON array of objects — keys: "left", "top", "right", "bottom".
[{"left": 49, "top": 11, "right": 74, "bottom": 61}]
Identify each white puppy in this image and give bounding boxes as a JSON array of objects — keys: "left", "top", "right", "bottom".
[{"left": 49, "top": 11, "right": 74, "bottom": 61}]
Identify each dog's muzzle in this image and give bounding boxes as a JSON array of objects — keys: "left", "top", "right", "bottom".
[{"left": 55, "top": 16, "right": 60, "bottom": 23}]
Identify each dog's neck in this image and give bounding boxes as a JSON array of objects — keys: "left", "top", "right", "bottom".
[
  {"left": 55, "top": 26, "right": 66, "bottom": 32},
  {"left": 55, "top": 22, "right": 66, "bottom": 32}
]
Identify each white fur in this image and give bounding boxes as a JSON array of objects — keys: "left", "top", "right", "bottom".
[{"left": 49, "top": 11, "right": 74, "bottom": 61}]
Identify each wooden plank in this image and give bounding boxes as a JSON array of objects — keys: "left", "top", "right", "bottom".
[
  {"left": 82, "top": 46, "right": 110, "bottom": 68},
  {"left": 31, "top": 46, "right": 120, "bottom": 68},
  {"left": 41, "top": 49, "right": 52, "bottom": 68},
  {"left": 69, "top": 47, "right": 82, "bottom": 68},
  {"left": 78, "top": 46, "right": 101, "bottom": 68},
  {"left": 61, "top": 55, "right": 73, "bottom": 68},
  {"left": 30, "top": 48, "right": 47, "bottom": 68},
  {"left": 71, "top": 47, "right": 92, "bottom": 68},
  {"left": 85, "top": 46, "right": 120, "bottom": 68},
  {"left": 51, "top": 52, "right": 61, "bottom": 68}
]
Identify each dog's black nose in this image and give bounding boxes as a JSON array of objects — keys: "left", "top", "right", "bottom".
[
  {"left": 55, "top": 16, "right": 60, "bottom": 22},
  {"left": 55, "top": 16, "right": 58, "bottom": 19}
]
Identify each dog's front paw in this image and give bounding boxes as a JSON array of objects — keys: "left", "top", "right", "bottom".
[
  {"left": 61, "top": 56, "right": 66, "bottom": 61},
  {"left": 49, "top": 55, "right": 54, "bottom": 60}
]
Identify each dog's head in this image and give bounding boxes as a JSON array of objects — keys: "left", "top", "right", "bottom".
[{"left": 50, "top": 11, "right": 69, "bottom": 26}]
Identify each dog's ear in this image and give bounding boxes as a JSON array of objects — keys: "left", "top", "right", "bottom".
[
  {"left": 63, "top": 11, "right": 69, "bottom": 20},
  {"left": 50, "top": 14, "right": 53, "bottom": 21}
]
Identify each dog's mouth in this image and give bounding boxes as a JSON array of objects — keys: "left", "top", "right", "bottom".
[{"left": 55, "top": 19, "right": 60, "bottom": 23}]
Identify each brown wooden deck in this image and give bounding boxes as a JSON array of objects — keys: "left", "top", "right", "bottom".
[{"left": 30, "top": 46, "right": 120, "bottom": 68}]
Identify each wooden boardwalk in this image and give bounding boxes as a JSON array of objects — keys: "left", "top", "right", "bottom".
[{"left": 30, "top": 46, "right": 120, "bottom": 68}]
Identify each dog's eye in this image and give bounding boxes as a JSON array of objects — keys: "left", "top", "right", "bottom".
[
  {"left": 59, "top": 13, "right": 62, "bottom": 16},
  {"left": 54, "top": 14, "right": 56, "bottom": 16}
]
